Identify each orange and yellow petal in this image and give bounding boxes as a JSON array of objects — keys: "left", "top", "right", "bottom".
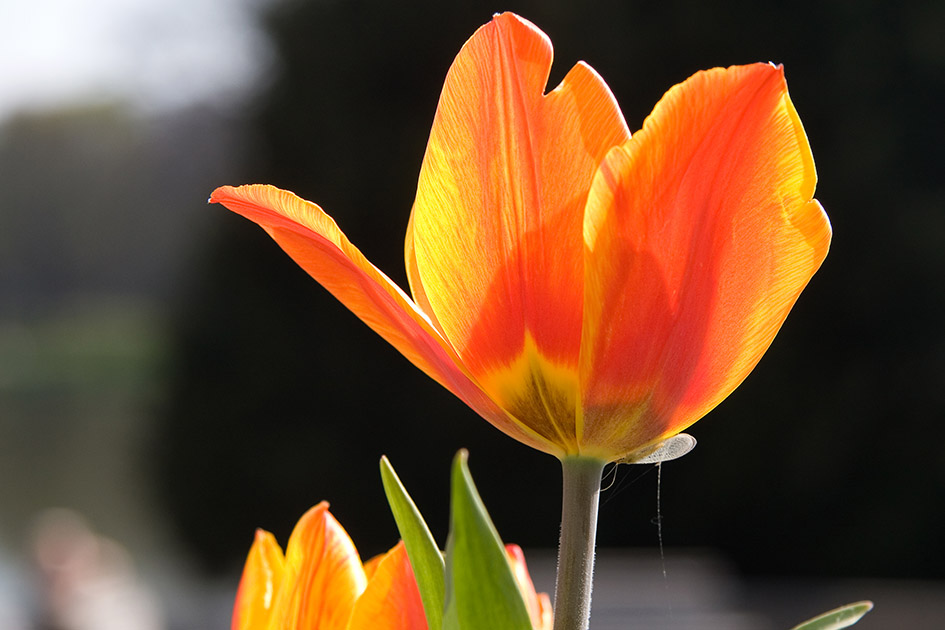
[
  {"left": 505, "top": 544, "right": 553, "bottom": 630},
  {"left": 580, "top": 63, "right": 831, "bottom": 460},
  {"left": 209, "top": 185, "right": 553, "bottom": 452},
  {"left": 269, "top": 502, "right": 368, "bottom": 630},
  {"left": 210, "top": 185, "right": 462, "bottom": 392},
  {"left": 347, "top": 542, "right": 427, "bottom": 630},
  {"left": 404, "top": 209, "right": 443, "bottom": 338},
  {"left": 408, "top": 12, "right": 629, "bottom": 450},
  {"left": 232, "top": 530, "right": 287, "bottom": 630}
]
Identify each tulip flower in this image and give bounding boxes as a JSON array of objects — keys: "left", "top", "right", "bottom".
[
  {"left": 232, "top": 502, "right": 550, "bottom": 630},
  {"left": 210, "top": 12, "right": 829, "bottom": 465},
  {"left": 213, "top": 12, "right": 830, "bottom": 630}
]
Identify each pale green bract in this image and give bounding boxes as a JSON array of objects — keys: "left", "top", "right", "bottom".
[{"left": 790, "top": 601, "right": 874, "bottom": 630}]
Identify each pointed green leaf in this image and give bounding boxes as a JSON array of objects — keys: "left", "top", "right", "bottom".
[
  {"left": 790, "top": 601, "right": 874, "bottom": 630},
  {"left": 380, "top": 455, "right": 445, "bottom": 630},
  {"left": 442, "top": 450, "right": 533, "bottom": 630}
]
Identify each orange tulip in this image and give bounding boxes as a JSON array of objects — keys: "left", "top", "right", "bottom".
[
  {"left": 232, "top": 502, "right": 550, "bottom": 630},
  {"left": 211, "top": 12, "right": 830, "bottom": 463}
]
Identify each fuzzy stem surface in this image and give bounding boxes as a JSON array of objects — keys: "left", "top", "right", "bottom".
[{"left": 552, "top": 456, "right": 606, "bottom": 630}]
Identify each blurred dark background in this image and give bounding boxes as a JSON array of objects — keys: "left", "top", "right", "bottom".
[{"left": 2, "top": 0, "right": 943, "bottom": 619}]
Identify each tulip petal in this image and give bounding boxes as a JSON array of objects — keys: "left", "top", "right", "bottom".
[
  {"left": 361, "top": 553, "right": 384, "bottom": 581},
  {"left": 210, "top": 185, "right": 557, "bottom": 454},
  {"left": 271, "top": 502, "right": 367, "bottom": 630},
  {"left": 581, "top": 63, "right": 831, "bottom": 459},
  {"left": 232, "top": 529, "right": 286, "bottom": 630},
  {"left": 211, "top": 185, "right": 458, "bottom": 388},
  {"left": 347, "top": 542, "right": 427, "bottom": 630},
  {"left": 404, "top": 210, "right": 442, "bottom": 336},
  {"left": 505, "top": 544, "right": 553, "bottom": 630},
  {"left": 409, "top": 12, "right": 629, "bottom": 448}
]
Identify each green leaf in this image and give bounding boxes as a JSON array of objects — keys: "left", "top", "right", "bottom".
[
  {"left": 442, "top": 450, "right": 533, "bottom": 630},
  {"left": 791, "top": 601, "right": 874, "bottom": 630},
  {"left": 379, "top": 455, "right": 446, "bottom": 630}
]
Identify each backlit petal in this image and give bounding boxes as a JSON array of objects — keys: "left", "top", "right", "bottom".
[
  {"left": 404, "top": 208, "right": 442, "bottom": 336},
  {"left": 270, "top": 502, "right": 367, "bottom": 630},
  {"left": 409, "top": 12, "right": 629, "bottom": 447},
  {"left": 211, "top": 185, "right": 457, "bottom": 388},
  {"left": 580, "top": 64, "right": 830, "bottom": 459},
  {"left": 505, "top": 544, "right": 553, "bottom": 630},
  {"left": 347, "top": 542, "right": 427, "bottom": 630},
  {"left": 361, "top": 552, "right": 383, "bottom": 581},
  {"left": 232, "top": 530, "right": 286, "bottom": 630},
  {"left": 210, "top": 185, "right": 554, "bottom": 453}
]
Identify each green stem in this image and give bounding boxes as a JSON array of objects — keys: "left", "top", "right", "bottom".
[{"left": 553, "top": 456, "right": 606, "bottom": 630}]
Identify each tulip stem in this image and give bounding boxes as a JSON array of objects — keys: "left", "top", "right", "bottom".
[{"left": 553, "top": 456, "right": 606, "bottom": 630}]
